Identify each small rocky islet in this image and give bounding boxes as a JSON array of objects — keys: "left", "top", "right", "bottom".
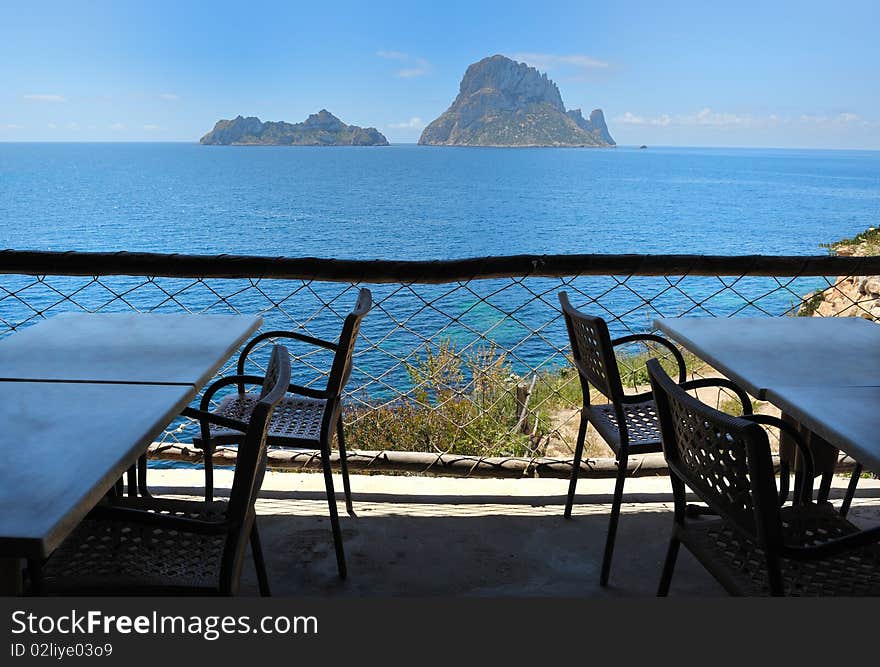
[{"left": 199, "top": 109, "right": 388, "bottom": 146}]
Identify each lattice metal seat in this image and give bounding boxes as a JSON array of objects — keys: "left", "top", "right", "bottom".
[
  {"left": 648, "top": 358, "right": 880, "bottom": 597},
  {"left": 191, "top": 288, "right": 372, "bottom": 580},
  {"left": 40, "top": 499, "right": 228, "bottom": 595},
  {"left": 589, "top": 400, "right": 662, "bottom": 453},
  {"left": 206, "top": 394, "right": 327, "bottom": 446},
  {"left": 687, "top": 507, "right": 880, "bottom": 596},
  {"left": 558, "top": 292, "right": 754, "bottom": 587},
  {"left": 28, "top": 345, "right": 292, "bottom": 597}
]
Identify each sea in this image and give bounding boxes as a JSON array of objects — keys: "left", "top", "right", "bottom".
[
  {"left": 1, "top": 142, "right": 878, "bottom": 400},
  {"left": 2, "top": 143, "right": 878, "bottom": 258}
]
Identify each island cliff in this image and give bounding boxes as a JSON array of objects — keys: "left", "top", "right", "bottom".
[
  {"left": 419, "top": 55, "right": 615, "bottom": 147},
  {"left": 200, "top": 110, "right": 389, "bottom": 146}
]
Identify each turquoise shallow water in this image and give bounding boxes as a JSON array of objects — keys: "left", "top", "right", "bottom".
[{"left": 0, "top": 142, "right": 878, "bottom": 397}]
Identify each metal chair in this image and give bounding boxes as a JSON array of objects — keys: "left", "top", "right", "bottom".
[
  {"left": 647, "top": 359, "right": 880, "bottom": 596},
  {"left": 778, "top": 417, "right": 865, "bottom": 516},
  {"left": 193, "top": 288, "right": 372, "bottom": 580},
  {"left": 558, "top": 292, "right": 753, "bottom": 586},
  {"left": 30, "top": 344, "right": 291, "bottom": 596}
]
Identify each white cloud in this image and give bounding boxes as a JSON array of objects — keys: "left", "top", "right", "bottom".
[
  {"left": 143, "top": 124, "right": 161, "bottom": 130},
  {"left": 618, "top": 111, "right": 645, "bottom": 124},
  {"left": 109, "top": 122, "right": 125, "bottom": 130},
  {"left": 376, "top": 50, "right": 409, "bottom": 61},
  {"left": 160, "top": 93, "right": 179, "bottom": 101},
  {"left": 687, "top": 108, "right": 747, "bottom": 126},
  {"left": 615, "top": 108, "right": 876, "bottom": 131},
  {"left": 4, "top": 124, "right": 24, "bottom": 129},
  {"left": 23, "top": 94, "right": 66, "bottom": 103},
  {"left": 47, "top": 123, "right": 57, "bottom": 129},
  {"left": 512, "top": 52, "right": 611, "bottom": 71},
  {"left": 389, "top": 117, "right": 424, "bottom": 129},
  {"left": 397, "top": 63, "right": 428, "bottom": 78},
  {"left": 377, "top": 50, "right": 430, "bottom": 78},
  {"left": 617, "top": 111, "right": 671, "bottom": 126},
  {"left": 616, "top": 108, "right": 751, "bottom": 128}
]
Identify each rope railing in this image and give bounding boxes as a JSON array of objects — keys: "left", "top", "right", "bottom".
[
  {"left": 1, "top": 249, "right": 878, "bottom": 477},
  {"left": 2, "top": 248, "right": 880, "bottom": 279}
]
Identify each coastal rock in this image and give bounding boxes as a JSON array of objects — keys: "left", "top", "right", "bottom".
[
  {"left": 800, "top": 227, "right": 880, "bottom": 321},
  {"left": 419, "top": 55, "right": 615, "bottom": 147},
  {"left": 200, "top": 110, "right": 389, "bottom": 146}
]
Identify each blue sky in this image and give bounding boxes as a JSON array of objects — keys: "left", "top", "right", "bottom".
[{"left": 1, "top": 0, "right": 878, "bottom": 148}]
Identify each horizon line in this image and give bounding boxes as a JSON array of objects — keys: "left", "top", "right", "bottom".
[{"left": 1, "top": 140, "right": 879, "bottom": 152}]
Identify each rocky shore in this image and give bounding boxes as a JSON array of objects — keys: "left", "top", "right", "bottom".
[{"left": 800, "top": 227, "right": 880, "bottom": 321}]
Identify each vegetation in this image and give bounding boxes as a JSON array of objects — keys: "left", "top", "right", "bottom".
[
  {"left": 820, "top": 226, "right": 880, "bottom": 256},
  {"left": 797, "top": 290, "right": 826, "bottom": 317},
  {"left": 345, "top": 338, "right": 708, "bottom": 457}
]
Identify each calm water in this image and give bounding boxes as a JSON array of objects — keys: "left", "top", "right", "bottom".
[
  {"left": 1, "top": 143, "right": 879, "bottom": 405},
  {"left": 1, "top": 143, "right": 878, "bottom": 257}
]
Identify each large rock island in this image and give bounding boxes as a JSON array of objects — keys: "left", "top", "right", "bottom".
[
  {"left": 200, "top": 110, "right": 388, "bottom": 146},
  {"left": 419, "top": 55, "right": 615, "bottom": 147}
]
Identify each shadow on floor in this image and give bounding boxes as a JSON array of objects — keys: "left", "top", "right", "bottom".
[{"left": 237, "top": 507, "right": 726, "bottom": 597}]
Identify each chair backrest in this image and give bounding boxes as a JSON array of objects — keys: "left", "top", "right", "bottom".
[
  {"left": 558, "top": 291, "right": 623, "bottom": 402},
  {"left": 325, "top": 287, "right": 372, "bottom": 400},
  {"left": 220, "top": 344, "right": 291, "bottom": 594},
  {"left": 646, "top": 359, "right": 782, "bottom": 549}
]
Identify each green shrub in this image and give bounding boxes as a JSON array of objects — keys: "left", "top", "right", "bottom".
[{"left": 344, "top": 338, "right": 707, "bottom": 457}]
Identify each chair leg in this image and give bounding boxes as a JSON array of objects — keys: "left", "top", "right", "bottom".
[
  {"left": 320, "top": 447, "right": 347, "bottom": 580},
  {"left": 817, "top": 471, "right": 833, "bottom": 504},
  {"left": 203, "top": 441, "right": 214, "bottom": 503},
  {"left": 250, "top": 522, "right": 271, "bottom": 597},
  {"left": 137, "top": 453, "right": 152, "bottom": 498},
  {"left": 564, "top": 413, "right": 588, "bottom": 519},
  {"left": 841, "top": 464, "right": 863, "bottom": 517},
  {"left": 336, "top": 418, "right": 355, "bottom": 516},
  {"left": 600, "top": 452, "right": 628, "bottom": 587},
  {"left": 657, "top": 534, "right": 680, "bottom": 597},
  {"left": 126, "top": 465, "right": 137, "bottom": 498},
  {"left": 778, "top": 461, "right": 790, "bottom": 506},
  {"left": 793, "top": 469, "right": 808, "bottom": 505}
]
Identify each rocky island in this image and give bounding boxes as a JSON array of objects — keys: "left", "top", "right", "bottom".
[
  {"left": 200, "top": 110, "right": 388, "bottom": 146},
  {"left": 419, "top": 54, "right": 615, "bottom": 147}
]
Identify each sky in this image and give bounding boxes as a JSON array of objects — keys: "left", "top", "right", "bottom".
[{"left": 1, "top": 0, "right": 878, "bottom": 148}]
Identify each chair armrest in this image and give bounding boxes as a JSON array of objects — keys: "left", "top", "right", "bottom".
[
  {"left": 740, "top": 413, "right": 814, "bottom": 483},
  {"left": 181, "top": 406, "right": 249, "bottom": 433},
  {"left": 680, "top": 378, "right": 753, "bottom": 415},
  {"left": 199, "top": 374, "right": 268, "bottom": 410},
  {"left": 201, "top": 374, "right": 328, "bottom": 407},
  {"left": 781, "top": 524, "right": 880, "bottom": 561},
  {"left": 88, "top": 504, "right": 229, "bottom": 535},
  {"left": 237, "top": 330, "right": 337, "bottom": 376},
  {"left": 288, "top": 384, "right": 329, "bottom": 400},
  {"left": 611, "top": 333, "right": 687, "bottom": 383}
]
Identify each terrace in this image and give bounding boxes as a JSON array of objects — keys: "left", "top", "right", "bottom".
[{"left": 1, "top": 249, "right": 879, "bottom": 596}]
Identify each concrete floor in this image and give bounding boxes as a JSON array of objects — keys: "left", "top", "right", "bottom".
[{"left": 148, "top": 468, "right": 880, "bottom": 597}]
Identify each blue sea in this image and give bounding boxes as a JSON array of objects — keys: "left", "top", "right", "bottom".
[
  {"left": 1, "top": 143, "right": 878, "bottom": 257},
  {"left": 1, "top": 143, "right": 878, "bottom": 406}
]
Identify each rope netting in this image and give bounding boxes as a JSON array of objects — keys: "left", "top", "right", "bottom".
[{"left": 1, "top": 251, "right": 877, "bottom": 475}]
